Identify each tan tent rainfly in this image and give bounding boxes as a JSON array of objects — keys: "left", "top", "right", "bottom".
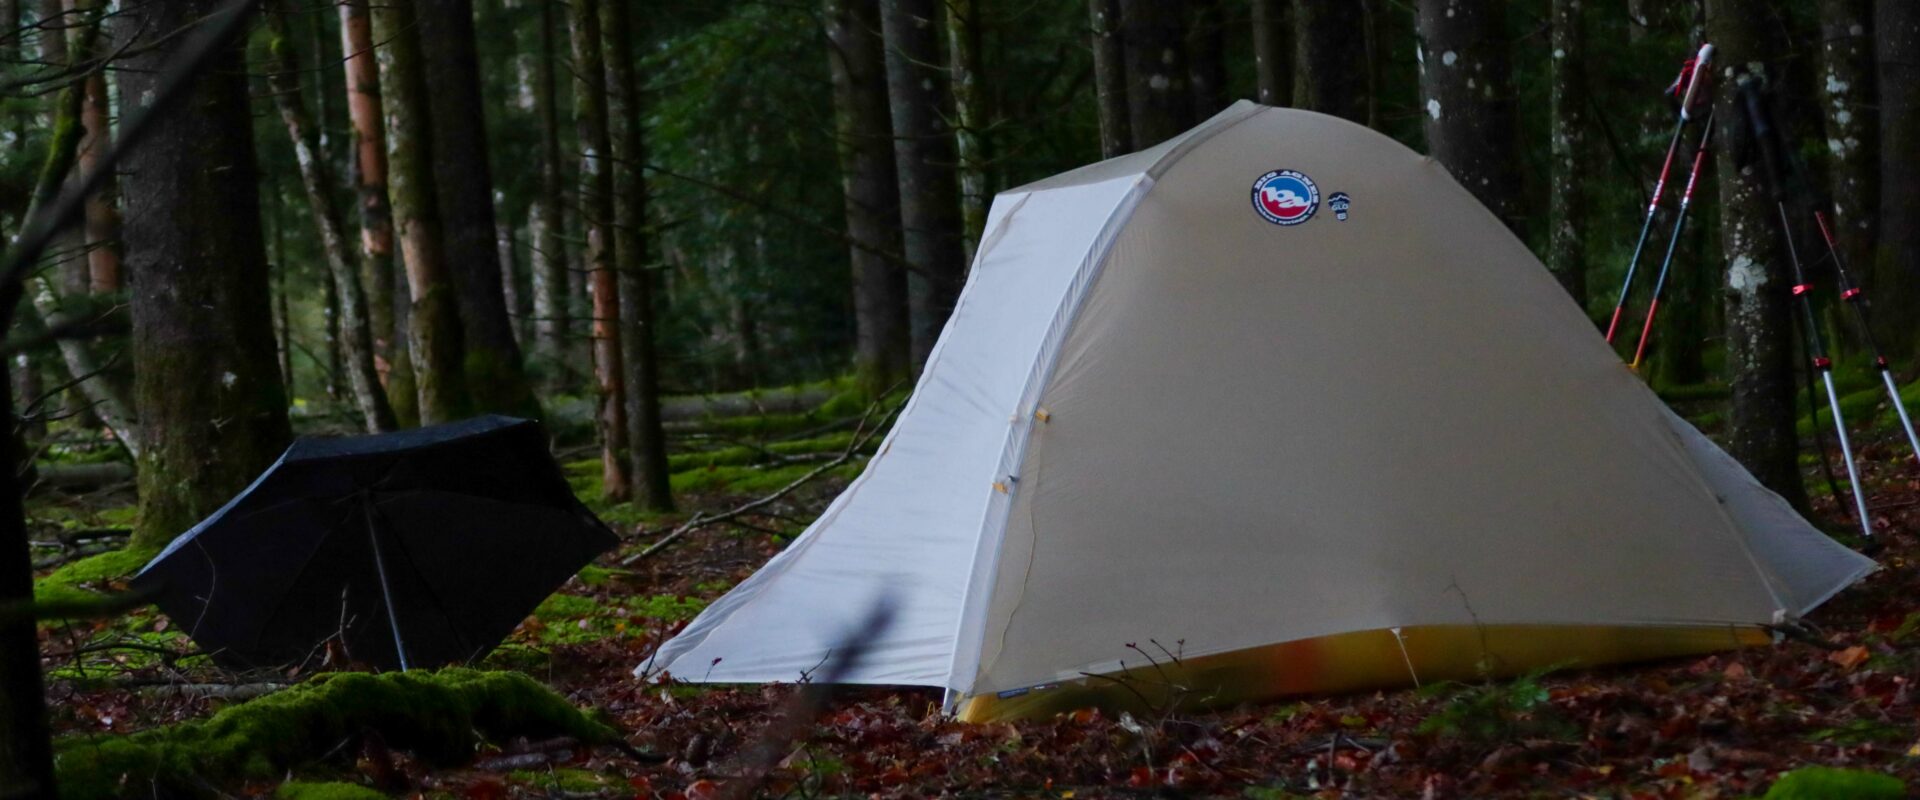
[{"left": 639, "top": 101, "right": 1875, "bottom": 722}]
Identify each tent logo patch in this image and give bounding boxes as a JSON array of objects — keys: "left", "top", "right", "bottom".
[
  {"left": 1251, "top": 169, "right": 1320, "bottom": 226},
  {"left": 1329, "top": 192, "right": 1352, "bottom": 221}
]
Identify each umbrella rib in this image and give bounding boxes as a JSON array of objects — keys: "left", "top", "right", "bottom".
[{"left": 365, "top": 495, "right": 413, "bottom": 672}]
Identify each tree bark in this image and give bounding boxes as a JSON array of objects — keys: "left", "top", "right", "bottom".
[
  {"left": 1875, "top": 0, "right": 1919, "bottom": 357},
  {"left": 68, "top": 0, "right": 119, "bottom": 293},
  {"left": 498, "top": 219, "right": 530, "bottom": 347},
  {"left": 1292, "top": 0, "right": 1368, "bottom": 123},
  {"left": 1548, "top": 0, "right": 1588, "bottom": 306},
  {"left": 946, "top": 0, "right": 990, "bottom": 257},
  {"left": 1119, "top": 0, "right": 1192, "bottom": 149},
  {"left": 1709, "top": 0, "right": 1807, "bottom": 510},
  {"left": 374, "top": 0, "right": 470, "bottom": 424},
  {"left": 603, "top": 0, "right": 672, "bottom": 512},
  {"left": 826, "top": 0, "right": 911, "bottom": 396},
  {"left": 1187, "top": 0, "right": 1229, "bottom": 120},
  {"left": 532, "top": 0, "right": 570, "bottom": 390},
  {"left": 118, "top": 0, "right": 294, "bottom": 549},
  {"left": 1090, "top": 0, "right": 1132, "bottom": 157},
  {"left": 338, "top": 0, "right": 399, "bottom": 388},
  {"left": 416, "top": 0, "right": 541, "bottom": 419},
  {"left": 0, "top": 356, "right": 51, "bottom": 799},
  {"left": 570, "top": 0, "right": 630, "bottom": 501},
  {"left": 265, "top": 6, "right": 398, "bottom": 432},
  {"left": 1417, "top": 0, "right": 1520, "bottom": 232},
  {"left": 882, "top": 0, "right": 968, "bottom": 366},
  {"left": 1252, "top": 0, "right": 1291, "bottom": 106},
  {"left": 1816, "top": 0, "right": 1876, "bottom": 293}
]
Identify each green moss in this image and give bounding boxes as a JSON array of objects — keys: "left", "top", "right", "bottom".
[
  {"left": 275, "top": 781, "right": 388, "bottom": 800},
  {"left": 53, "top": 669, "right": 617, "bottom": 800},
  {"left": 511, "top": 767, "right": 617, "bottom": 792},
  {"left": 670, "top": 461, "right": 862, "bottom": 496},
  {"left": 1761, "top": 766, "right": 1903, "bottom": 799},
  {"left": 34, "top": 545, "right": 159, "bottom": 605}
]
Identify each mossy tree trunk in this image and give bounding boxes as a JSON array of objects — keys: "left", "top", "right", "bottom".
[
  {"left": 417, "top": 0, "right": 542, "bottom": 420},
  {"left": 1252, "top": 0, "right": 1291, "bottom": 106},
  {"left": 882, "top": 0, "right": 968, "bottom": 367},
  {"left": 1874, "top": 0, "right": 1919, "bottom": 358},
  {"left": 373, "top": 0, "right": 471, "bottom": 425},
  {"left": 1708, "top": 0, "right": 1807, "bottom": 511},
  {"left": 603, "top": 0, "right": 673, "bottom": 512},
  {"left": 338, "top": 0, "right": 400, "bottom": 396},
  {"left": 1547, "top": 0, "right": 1588, "bottom": 307},
  {"left": 1089, "top": 0, "right": 1131, "bottom": 157},
  {"left": 531, "top": 0, "right": 570, "bottom": 391},
  {"left": 946, "top": 0, "right": 990, "bottom": 259},
  {"left": 1817, "top": 0, "right": 1875, "bottom": 314},
  {"left": 570, "top": 0, "right": 631, "bottom": 502},
  {"left": 826, "top": 0, "right": 911, "bottom": 397},
  {"left": 1118, "top": 0, "right": 1191, "bottom": 150},
  {"left": 1292, "top": 0, "right": 1368, "bottom": 123},
  {"left": 265, "top": 5, "right": 398, "bottom": 433},
  {"left": 1417, "top": 0, "right": 1521, "bottom": 233},
  {"left": 118, "top": 0, "right": 294, "bottom": 550}
]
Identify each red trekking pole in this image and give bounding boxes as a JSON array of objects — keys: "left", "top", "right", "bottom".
[
  {"left": 1604, "top": 43, "right": 1715, "bottom": 345},
  {"left": 1628, "top": 111, "right": 1714, "bottom": 371}
]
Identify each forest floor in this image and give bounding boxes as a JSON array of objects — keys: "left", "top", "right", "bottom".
[{"left": 28, "top": 382, "right": 1920, "bottom": 799}]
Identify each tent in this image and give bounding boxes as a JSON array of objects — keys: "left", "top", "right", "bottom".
[{"left": 639, "top": 101, "right": 1875, "bottom": 722}]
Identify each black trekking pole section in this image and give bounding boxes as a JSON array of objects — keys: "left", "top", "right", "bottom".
[
  {"left": 1737, "top": 72, "right": 1876, "bottom": 544},
  {"left": 1605, "top": 43, "right": 1715, "bottom": 345},
  {"left": 1627, "top": 110, "right": 1714, "bottom": 371},
  {"left": 1813, "top": 211, "right": 1920, "bottom": 465}
]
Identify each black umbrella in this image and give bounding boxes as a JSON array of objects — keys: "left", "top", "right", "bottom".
[{"left": 133, "top": 415, "right": 617, "bottom": 671}]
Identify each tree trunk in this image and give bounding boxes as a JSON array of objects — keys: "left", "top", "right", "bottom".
[
  {"left": 1187, "top": 0, "right": 1229, "bottom": 120},
  {"left": 1252, "top": 0, "right": 1291, "bottom": 106},
  {"left": 69, "top": 0, "right": 120, "bottom": 293},
  {"left": 882, "top": 0, "right": 968, "bottom": 366},
  {"left": 826, "top": 0, "right": 911, "bottom": 396},
  {"left": 604, "top": 0, "right": 673, "bottom": 512},
  {"left": 946, "top": 0, "right": 990, "bottom": 257},
  {"left": 570, "top": 0, "right": 630, "bottom": 501},
  {"left": 1090, "top": 0, "right": 1132, "bottom": 157},
  {"left": 0, "top": 357, "right": 51, "bottom": 799},
  {"left": 1817, "top": 0, "right": 1876, "bottom": 294},
  {"left": 416, "top": 0, "right": 541, "bottom": 419},
  {"left": 1709, "top": 0, "right": 1807, "bottom": 510},
  {"left": 1417, "top": 0, "right": 1520, "bottom": 232},
  {"left": 498, "top": 219, "right": 530, "bottom": 347},
  {"left": 265, "top": 7, "right": 398, "bottom": 432},
  {"left": 374, "top": 0, "right": 471, "bottom": 424},
  {"left": 1119, "top": 0, "right": 1191, "bottom": 149},
  {"left": 532, "top": 0, "right": 570, "bottom": 389},
  {"left": 118, "top": 0, "right": 295, "bottom": 550},
  {"left": 1547, "top": 0, "right": 1588, "bottom": 306},
  {"left": 1292, "top": 0, "right": 1368, "bottom": 123},
  {"left": 1875, "top": 0, "right": 1919, "bottom": 357},
  {"left": 338, "top": 0, "right": 398, "bottom": 387}
]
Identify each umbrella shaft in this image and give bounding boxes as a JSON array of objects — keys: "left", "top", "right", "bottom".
[{"left": 365, "top": 502, "right": 411, "bottom": 671}]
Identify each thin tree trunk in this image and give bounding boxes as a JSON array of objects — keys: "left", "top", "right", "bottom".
[
  {"left": 1709, "top": 0, "right": 1806, "bottom": 510},
  {"left": 571, "top": 0, "right": 630, "bottom": 501},
  {"left": 882, "top": 0, "right": 968, "bottom": 366},
  {"left": 69, "top": 0, "right": 119, "bottom": 293},
  {"left": 374, "top": 0, "right": 471, "bottom": 424},
  {"left": 1818, "top": 0, "right": 1876, "bottom": 295},
  {"left": 498, "top": 219, "right": 529, "bottom": 347},
  {"left": 1187, "top": 0, "right": 1229, "bottom": 120},
  {"left": 1119, "top": 0, "right": 1192, "bottom": 149},
  {"left": 1548, "top": 0, "right": 1588, "bottom": 306},
  {"left": 533, "top": 0, "right": 570, "bottom": 388},
  {"left": 118, "top": 0, "right": 294, "bottom": 550},
  {"left": 826, "top": 0, "right": 911, "bottom": 396},
  {"left": 1417, "top": 0, "right": 1521, "bottom": 232},
  {"left": 339, "top": 0, "right": 398, "bottom": 388},
  {"left": 1090, "top": 0, "right": 1131, "bottom": 157},
  {"left": 1292, "top": 0, "right": 1368, "bottom": 123},
  {"left": 266, "top": 7, "right": 398, "bottom": 432},
  {"left": 0, "top": 358, "right": 50, "bottom": 799},
  {"left": 946, "top": 0, "right": 990, "bottom": 258},
  {"left": 604, "top": 0, "right": 672, "bottom": 511},
  {"left": 417, "top": 0, "right": 541, "bottom": 419},
  {"left": 1875, "top": 0, "right": 1919, "bottom": 357},
  {"left": 1252, "top": 0, "right": 1291, "bottom": 106}
]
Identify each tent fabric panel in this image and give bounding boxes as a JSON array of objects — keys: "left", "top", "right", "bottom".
[
  {"left": 642, "top": 175, "right": 1153, "bottom": 688},
  {"left": 969, "top": 106, "right": 1844, "bottom": 696}
]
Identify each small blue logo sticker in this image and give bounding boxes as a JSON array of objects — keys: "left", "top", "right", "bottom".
[
  {"left": 1251, "top": 169, "right": 1320, "bottom": 226},
  {"left": 1329, "top": 192, "right": 1352, "bottom": 221}
]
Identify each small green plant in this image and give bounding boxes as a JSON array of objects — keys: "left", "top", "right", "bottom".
[
  {"left": 1761, "top": 766, "right": 1904, "bottom": 799},
  {"left": 1415, "top": 668, "right": 1575, "bottom": 743}
]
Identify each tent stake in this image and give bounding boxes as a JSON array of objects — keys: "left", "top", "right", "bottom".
[{"left": 364, "top": 499, "right": 412, "bottom": 671}]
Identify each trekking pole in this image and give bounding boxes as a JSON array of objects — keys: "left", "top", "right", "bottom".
[
  {"left": 1814, "top": 210, "right": 1920, "bottom": 465},
  {"left": 1604, "top": 43, "right": 1716, "bottom": 344},
  {"left": 1628, "top": 110, "right": 1714, "bottom": 371},
  {"left": 1738, "top": 73, "right": 1875, "bottom": 543}
]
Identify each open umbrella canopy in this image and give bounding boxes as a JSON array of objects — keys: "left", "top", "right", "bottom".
[{"left": 133, "top": 415, "right": 617, "bottom": 671}]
